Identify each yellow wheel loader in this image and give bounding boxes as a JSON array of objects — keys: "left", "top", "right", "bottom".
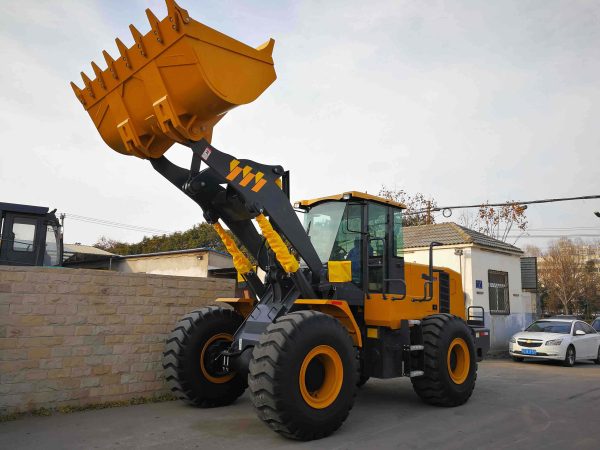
[{"left": 72, "top": 1, "right": 490, "bottom": 441}]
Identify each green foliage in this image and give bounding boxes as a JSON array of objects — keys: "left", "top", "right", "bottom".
[{"left": 94, "top": 222, "right": 227, "bottom": 255}]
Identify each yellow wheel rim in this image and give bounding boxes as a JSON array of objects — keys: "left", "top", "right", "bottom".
[
  {"left": 447, "top": 338, "right": 470, "bottom": 385},
  {"left": 200, "top": 333, "right": 234, "bottom": 384},
  {"left": 299, "top": 345, "right": 343, "bottom": 409}
]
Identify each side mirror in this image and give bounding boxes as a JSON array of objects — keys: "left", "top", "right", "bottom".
[{"left": 575, "top": 330, "right": 586, "bottom": 336}]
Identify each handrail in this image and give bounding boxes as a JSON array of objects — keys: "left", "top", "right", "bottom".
[{"left": 412, "top": 241, "right": 443, "bottom": 303}]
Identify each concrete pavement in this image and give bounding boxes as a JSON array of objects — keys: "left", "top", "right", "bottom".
[{"left": 1, "top": 359, "right": 599, "bottom": 449}]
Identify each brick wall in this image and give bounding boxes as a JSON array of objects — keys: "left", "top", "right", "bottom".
[{"left": 0, "top": 266, "right": 234, "bottom": 414}]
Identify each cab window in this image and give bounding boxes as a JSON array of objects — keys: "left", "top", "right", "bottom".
[
  {"left": 44, "top": 225, "right": 60, "bottom": 266},
  {"left": 367, "top": 203, "right": 386, "bottom": 292},
  {"left": 367, "top": 203, "right": 386, "bottom": 257},
  {"left": 393, "top": 209, "right": 403, "bottom": 257},
  {"left": 12, "top": 219, "right": 36, "bottom": 252}
]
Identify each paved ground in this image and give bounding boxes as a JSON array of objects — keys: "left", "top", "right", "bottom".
[{"left": 1, "top": 359, "right": 600, "bottom": 450}]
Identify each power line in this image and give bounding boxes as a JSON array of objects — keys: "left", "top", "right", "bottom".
[
  {"left": 432, "top": 194, "right": 600, "bottom": 214},
  {"left": 63, "top": 213, "right": 172, "bottom": 235},
  {"left": 509, "top": 234, "right": 600, "bottom": 238}
]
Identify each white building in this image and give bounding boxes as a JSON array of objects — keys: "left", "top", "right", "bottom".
[
  {"left": 402, "top": 223, "right": 537, "bottom": 351},
  {"left": 114, "top": 248, "right": 233, "bottom": 278}
]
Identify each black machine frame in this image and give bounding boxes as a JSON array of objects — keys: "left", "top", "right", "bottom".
[{"left": 0, "top": 202, "right": 62, "bottom": 267}]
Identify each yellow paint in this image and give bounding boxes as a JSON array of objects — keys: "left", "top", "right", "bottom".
[
  {"left": 447, "top": 338, "right": 470, "bottom": 384},
  {"left": 255, "top": 214, "right": 299, "bottom": 273},
  {"left": 367, "top": 328, "right": 378, "bottom": 339},
  {"left": 295, "top": 299, "right": 362, "bottom": 347},
  {"left": 364, "top": 262, "right": 466, "bottom": 329},
  {"left": 299, "top": 345, "right": 343, "bottom": 409},
  {"left": 72, "top": 0, "right": 276, "bottom": 159},
  {"left": 327, "top": 261, "right": 352, "bottom": 283},
  {"left": 212, "top": 222, "right": 253, "bottom": 275},
  {"left": 298, "top": 191, "right": 406, "bottom": 209}
]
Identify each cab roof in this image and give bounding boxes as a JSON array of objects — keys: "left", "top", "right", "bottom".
[{"left": 297, "top": 191, "right": 406, "bottom": 209}]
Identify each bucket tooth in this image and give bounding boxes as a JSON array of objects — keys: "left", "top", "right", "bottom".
[
  {"left": 103, "top": 50, "right": 118, "bottom": 79},
  {"left": 91, "top": 62, "right": 106, "bottom": 89},
  {"left": 145, "top": 8, "right": 163, "bottom": 44},
  {"left": 129, "top": 24, "right": 147, "bottom": 57},
  {"left": 257, "top": 38, "right": 275, "bottom": 57},
  {"left": 115, "top": 38, "right": 131, "bottom": 69},
  {"left": 80, "top": 72, "right": 95, "bottom": 98},
  {"left": 166, "top": 0, "right": 190, "bottom": 32},
  {"left": 70, "top": 81, "right": 86, "bottom": 105}
]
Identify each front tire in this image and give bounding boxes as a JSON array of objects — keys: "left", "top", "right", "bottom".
[
  {"left": 563, "top": 345, "right": 576, "bottom": 367},
  {"left": 163, "top": 306, "right": 247, "bottom": 407},
  {"left": 512, "top": 356, "right": 524, "bottom": 362},
  {"left": 411, "top": 314, "right": 477, "bottom": 407},
  {"left": 594, "top": 346, "right": 600, "bottom": 365},
  {"left": 248, "top": 311, "right": 358, "bottom": 441}
]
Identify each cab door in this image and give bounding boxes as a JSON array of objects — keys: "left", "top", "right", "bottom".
[{"left": 0, "top": 213, "right": 41, "bottom": 266}]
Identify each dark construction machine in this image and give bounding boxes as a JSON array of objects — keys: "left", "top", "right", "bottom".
[
  {"left": 0, "top": 203, "right": 62, "bottom": 267},
  {"left": 72, "top": 1, "right": 489, "bottom": 440}
]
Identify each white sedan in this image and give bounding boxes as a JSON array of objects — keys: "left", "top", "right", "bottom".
[{"left": 509, "top": 318, "right": 600, "bottom": 367}]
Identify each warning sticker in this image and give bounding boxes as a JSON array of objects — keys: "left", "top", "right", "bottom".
[{"left": 201, "top": 147, "right": 212, "bottom": 160}]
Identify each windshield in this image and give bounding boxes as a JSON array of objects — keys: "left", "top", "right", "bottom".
[
  {"left": 525, "top": 320, "right": 571, "bottom": 334},
  {"left": 304, "top": 201, "right": 365, "bottom": 261},
  {"left": 593, "top": 319, "right": 600, "bottom": 331}
]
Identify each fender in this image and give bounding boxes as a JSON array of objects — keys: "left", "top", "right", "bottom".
[{"left": 295, "top": 299, "right": 362, "bottom": 347}]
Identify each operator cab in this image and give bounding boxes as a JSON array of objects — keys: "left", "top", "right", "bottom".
[
  {"left": 298, "top": 191, "right": 406, "bottom": 301},
  {"left": 0, "top": 202, "right": 63, "bottom": 267}
]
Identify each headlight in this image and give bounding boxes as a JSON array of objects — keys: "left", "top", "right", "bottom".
[
  {"left": 545, "top": 339, "right": 563, "bottom": 346},
  {"left": 509, "top": 336, "right": 516, "bottom": 343}
]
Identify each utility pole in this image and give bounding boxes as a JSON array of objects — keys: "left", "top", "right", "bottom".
[{"left": 426, "top": 201, "right": 431, "bottom": 225}]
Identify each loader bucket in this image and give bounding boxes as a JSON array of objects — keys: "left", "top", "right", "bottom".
[{"left": 71, "top": 0, "right": 276, "bottom": 159}]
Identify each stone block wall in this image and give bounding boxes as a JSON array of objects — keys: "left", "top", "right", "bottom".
[{"left": 0, "top": 266, "right": 234, "bottom": 414}]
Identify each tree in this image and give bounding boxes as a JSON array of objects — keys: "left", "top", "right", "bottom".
[
  {"left": 458, "top": 201, "right": 527, "bottom": 243},
  {"left": 538, "top": 238, "right": 590, "bottom": 315},
  {"left": 94, "top": 222, "right": 228, "bottom": 255},
  {"left": 378, "top": 186, "right": 437, "bottom": 226}
]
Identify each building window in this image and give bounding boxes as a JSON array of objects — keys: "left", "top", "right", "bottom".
[{"left": 488, "top": 270, "right": 510, "bottom": 315}]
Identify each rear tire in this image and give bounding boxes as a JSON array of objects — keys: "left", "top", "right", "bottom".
[
  {"left": 248, "top": 311, "right": 358, "bottom": 441},
  {"left": 512, "top": 356, "right": 524, "bottom": 362},
  {"left": 163, "top": 306, "right": 246, "bottom": 407},
  {"left": 411, "top": 314, "right": 477, "bottom": 407},
  {"left": 563, "top": 345, "right": 576, "bottom": 367}
]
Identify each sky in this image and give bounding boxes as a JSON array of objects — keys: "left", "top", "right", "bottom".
[{"left": 1, "top": 0, "right": 599, "bottom": 251}]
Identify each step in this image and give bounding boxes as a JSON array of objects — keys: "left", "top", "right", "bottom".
[
  {"left": 409, "top": 370, "right": 424, "bottom": 378},
  {"left": 409, "top": 345, "right": 424, "bottom": 351},
  {"left": 408, "top": 320, "right": 421, "bottom": 327}
]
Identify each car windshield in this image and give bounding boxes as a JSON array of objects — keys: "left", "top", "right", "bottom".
[
  {"left": 525, "top": 320, "right": 571, "bottom": 334},
  {"left": 593, "top": 320, "right": 600, "bottom": 332}
]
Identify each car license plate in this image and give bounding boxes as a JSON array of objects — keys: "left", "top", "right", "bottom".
[{"left": 522, "top": 348, "right": 537, "bottom": 356}]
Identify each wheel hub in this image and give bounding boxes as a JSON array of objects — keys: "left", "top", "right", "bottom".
[
  {"left": 299, "top": 345, "right": 343, "bottom": 409},
  {"left": 200, "top": 333, "right": 235, "bottom": 384}
]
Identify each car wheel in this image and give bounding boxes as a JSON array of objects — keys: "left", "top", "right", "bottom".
[
  {"left": 594, "top": 346, "right": 600, "bottom": 365},
  {"left": 563, "top": 345, "right": 576, "bottom": 367},
  {"left": 512, "top": 356, "right": 524, "bottom": 362}
]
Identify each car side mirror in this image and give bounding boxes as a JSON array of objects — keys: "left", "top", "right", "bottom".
[{"left": 574, "top": 330, "right": 586, "bottom": 336}]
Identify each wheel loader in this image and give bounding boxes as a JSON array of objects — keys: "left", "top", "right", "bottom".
[{"left": 71, "top": 0, "right": 490, "bottom": 440}]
